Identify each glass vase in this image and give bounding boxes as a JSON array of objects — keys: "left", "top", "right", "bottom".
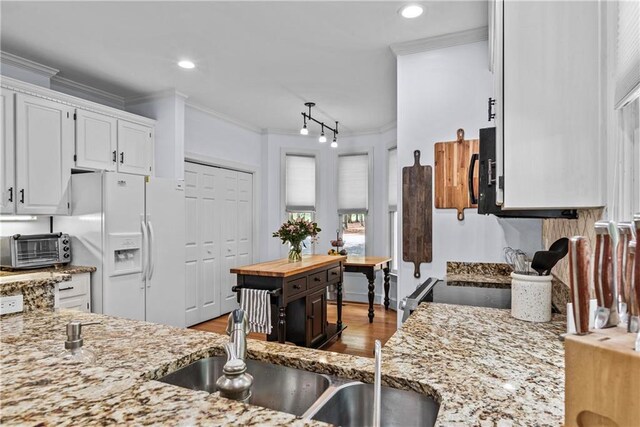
[{"left": 288, "top": 241, "right": 303, "bottom": 262}]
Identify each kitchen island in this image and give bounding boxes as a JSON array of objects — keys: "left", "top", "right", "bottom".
[
  {"left": 231, "top": 255, "right": 346, "bottom": 348},
  {"left": 0, "top": 303, "right": 565, "bottom": 426}
]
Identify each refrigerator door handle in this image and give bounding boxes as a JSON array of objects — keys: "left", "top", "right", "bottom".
[
  {"left": 147, "top": 220, "right": 156, "bottom": 282},
  {"left": 140, "top": 220, "right": 148, "bottom": 287}
]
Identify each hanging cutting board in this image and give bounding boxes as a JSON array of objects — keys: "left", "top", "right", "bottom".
[
  {"left": 434, "top": 129, "right": 479, "bottom": 221},
  {"left": 402, "top": 150, "right": 432, "bottom": 278}
]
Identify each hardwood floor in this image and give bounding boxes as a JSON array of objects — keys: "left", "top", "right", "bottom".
[{"left": 190, "top": 302, "right": 398, "bottom": 358}]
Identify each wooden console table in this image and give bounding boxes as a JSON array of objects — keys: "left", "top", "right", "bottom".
[
  {"left": 230, "top": 255, "right": 346, "bottom": 348},
  {"left": 343, "top": 257, "right": 392, "bottom": 323}
]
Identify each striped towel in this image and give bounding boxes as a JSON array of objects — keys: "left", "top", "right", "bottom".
[{"left": 240, "top": 288, "right": 272, "bottom": 334}]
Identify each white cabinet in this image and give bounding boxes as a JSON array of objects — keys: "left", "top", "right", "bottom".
[
  {"left": 15, "top": 93, "right": 73, "bottom": 215},
  {"left": 57, "top": 273, "right": 91, "bottom": 312},
  {"left": 491, "top": 0, "right": 603, "bottom": 210},
  {"left": 117, "top": 120, "right": 153, "bottom": 176},
  {"left": 0, "top": 88, "right": 15, "bottom": 214},
  {"left": 75, "top": 109, "right": 117, "bottom": 171}
]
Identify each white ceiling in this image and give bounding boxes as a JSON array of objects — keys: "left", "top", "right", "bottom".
[{"left": 0, "top": 1, "right": 487, "bottom": 133}]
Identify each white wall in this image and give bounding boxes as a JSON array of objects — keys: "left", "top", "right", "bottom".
[
  {"left": 396, "top": 41, "right": 543, "bottom": 322},
  {"left": 184, "top": 105, "right": 263, "bottom": 170},
  {"left": 126, "top": 91, "right": 187, "bottom": 180}
]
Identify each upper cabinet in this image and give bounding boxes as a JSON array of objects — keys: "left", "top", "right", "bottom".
[
  {"left": 0, "top": 76, "right": 155, "bottom": 215},
  {"left": 15, "top": 93, "right": 74, "bottom": 215},
  {"left": 117, "top": 120, "right": 153, "bottom": 176},
  {"left": 75, "top": 109, "right": 118, "bottom": 171},
  {"left": 490, "top": 0, "right": 603, "bottom": 210},
  {"left": 0, "top": 88, "right": 15, "bottom": 214}
]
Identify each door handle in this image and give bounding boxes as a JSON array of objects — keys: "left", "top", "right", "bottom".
[
  {"left": 140, "top": 220, "right": 148, "bottom": 287},
  {"left": 468, "top": 153, "right": 479, "bottom": 205},
  {"left": 8, "top": 187, "right": 12, "bottom": 202},
  {"left": 147, "top": 221, "right": 156, "bottom": 281},
  {"left": 488, "top": 97, "right": 496, "bottom": 121},
  {"left": 19, "top": 189, "right": 24, "bottom": 203},
  {"left": 120, "top": 152, "right": 124, "bottom": 164},
  {"left": 112, "top": 150, "right": 117, "bottom": 163}
]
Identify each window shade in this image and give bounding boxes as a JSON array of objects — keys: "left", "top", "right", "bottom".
[
  {"left": 285, "top": 154, "right": 316, "bottom": 211},
  {"left": 388, "top": 148, "right": 397, "bottom": 210},
  {"left": 615, "top": 0, "right": 640, "bottom": 108},
  {"left": 338, "top": 153, "right": 369, "bottom": 213}
]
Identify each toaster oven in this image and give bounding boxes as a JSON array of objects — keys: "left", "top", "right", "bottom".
[{"left": 0, "top": 233, "right": 71, "bottom": 269}]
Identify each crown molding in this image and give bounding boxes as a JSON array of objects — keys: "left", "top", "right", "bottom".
[
  {"left": 125, "top": 89, "right": 189, "bottom": 106},
  {"left": 0, "top": 51, "right": 59, "bottom": 78},
  {"left": 390, "top": 26, "right": 488, "bottom": 57},
  {"left": 185, "top": 101, "right": 263, "bottom": 134},
  {"left": 50, "top": 75, "right": 125, "bottom": 108}
]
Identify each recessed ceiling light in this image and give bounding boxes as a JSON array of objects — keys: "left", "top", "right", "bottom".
[
  {"left": 399, "top": 4, "right": 423, "bottom": 19},
  {"left": 178, "top": 60, "right": 195, "bottom": 69}
]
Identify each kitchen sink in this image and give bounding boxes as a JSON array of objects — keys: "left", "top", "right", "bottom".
[
  {"left": 305, "top": 382, "right": 439, "bottom": 427},
  {"left": 158, "top": 356, "right": 331, "bottom": 416},
  {"left": 160, "top": 356, "right": 439, "bottom": 426}
]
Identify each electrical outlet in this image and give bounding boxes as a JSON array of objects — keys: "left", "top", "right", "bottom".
[{"left": 0, "top": 295, "right": 24, "bottom": 315}]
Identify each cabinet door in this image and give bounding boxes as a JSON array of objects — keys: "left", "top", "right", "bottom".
[
  {"left": 117, "top": 120, "right": 152, "bottom": 176},
  {"left": 0, "top": 88, "right": 15, "bottom": 214},
  {"left": 501, "top": 1, "right": 602, "bottom": 209},
  {"left": 15, "top": 94, "right": 73, "bottom": 215},
  {"left": 306, "top": 288, "right": 326, "bottom": 346},
  {"left": 76, "top": 109, "right": 117, "bottom": 171}
]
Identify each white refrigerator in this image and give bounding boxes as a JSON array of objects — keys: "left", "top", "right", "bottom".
[{"left": 58, "top": 171, "right": 186, "bottom": 327}]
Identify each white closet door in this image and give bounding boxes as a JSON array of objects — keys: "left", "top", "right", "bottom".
[
  {"left": 220, "top": 169, "right": 239, "bottom": 314},
  {"left": 220, "top": 169, "right": 253, "bottom": 314},
  {"left": 184, "top": 162, "right": 221, "bottom": 326}
]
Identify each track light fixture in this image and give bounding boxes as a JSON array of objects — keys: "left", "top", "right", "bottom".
[{"left": 300, "top": 102, "right": 339, "bottom": 147}]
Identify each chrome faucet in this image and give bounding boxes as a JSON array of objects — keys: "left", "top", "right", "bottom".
[
  {"left": 373, "top": 339, "right": 382, "bottom": 427},
  {"left": 225, "top": 308, "right": 250, "bottom": 361},
  {"left": 217, "top": 309, "right": 253, "bottom": 402}
]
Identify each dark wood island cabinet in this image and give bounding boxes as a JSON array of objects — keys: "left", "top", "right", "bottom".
[{"left": 230, "top": 255, "right": 346, "bottom": 348}]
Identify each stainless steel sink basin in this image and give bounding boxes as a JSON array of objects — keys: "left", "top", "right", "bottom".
[
  {"left": 306, "top": 382, "right": 439, "bottom": 427},
  {"left": 158, "top": 356, "right": 330, "bottom": 416}
]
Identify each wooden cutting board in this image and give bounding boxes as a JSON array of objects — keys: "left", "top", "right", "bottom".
[
  {"left": 434, "top": 129, "right": 479, "bottom": 221},
  {"left": 402, "top": 150, "right": 432, "bottom": 278}
]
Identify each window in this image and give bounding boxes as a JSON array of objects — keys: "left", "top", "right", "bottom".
[
  {"left": 285, "top": 154, "right": 317, "bottom": 254},
  {"left": 388, "top": 147, "right": 398, "bottom": 270},
  {"left": 338, "top": 153, "right": 369, "bottom": 257}
]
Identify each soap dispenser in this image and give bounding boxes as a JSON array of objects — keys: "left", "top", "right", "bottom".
[{"left": 57, "top": 320, "right": 100, "bottom": 363}]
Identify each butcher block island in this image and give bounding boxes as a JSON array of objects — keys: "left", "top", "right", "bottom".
[{"left": 230, "top": 255, "right": 347, "bottom": 348}]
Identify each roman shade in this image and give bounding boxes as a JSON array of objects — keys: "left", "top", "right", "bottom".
[
  {"left": 615, "top": 0, "right": 640, "bottom": 108},
  {"left": 388, "top": 148, "right": 397, "bottom": 210},
  {"left": 285, "top": 154, "right": 316, "bottom": 211},
  {"left": 338, "top": 153, "right": 369, "bottom": 214}
]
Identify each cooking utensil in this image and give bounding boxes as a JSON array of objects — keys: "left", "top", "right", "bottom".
[
  {"left": 593, "top": 221, "right": 620, "bottom": 329},
  {"left": 569, "top": 236, "right": 591, "bottom": 335},
  {"left": 504, "top": 247, "right": 529, "bottom": 274},
  {"left": 530, "top": 238, "right": 569, "bottom": 276},
  {"left": 434, "top": 129, "right": 479, "bottom": 221},
  {"left": 402, "top": 150, "right": 433, "bottom": 278}
]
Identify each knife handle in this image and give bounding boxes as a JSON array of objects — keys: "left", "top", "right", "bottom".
[
  {"left": 569, "top": 236, "right": 591, "bottom": 334},
  {"left": 626, "top": 241, "right": 640, "bottom": 316},
  {"left": 601, "top": 234, "right": 615, "bottom": 308}
]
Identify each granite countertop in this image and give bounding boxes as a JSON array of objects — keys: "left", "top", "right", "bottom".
[
  {"left": 0, "top": 303, "right": 565, "bottom": 426},
  {"left": 0, "top": 265, "right": 97, "bottom": 277}
]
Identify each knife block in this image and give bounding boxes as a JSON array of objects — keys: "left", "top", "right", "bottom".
[{"left": 565, "top": 327, "right": 640, "bottom": 427}]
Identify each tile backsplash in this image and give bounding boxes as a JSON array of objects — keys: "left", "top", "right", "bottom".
[{"left": 542, "top": 208, "right": 604, "bottom": 286}]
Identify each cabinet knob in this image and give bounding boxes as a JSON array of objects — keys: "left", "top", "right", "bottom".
[
  {"left": 7, "top": 187, "right": 12, "bottom": 203},
  {"left": 314, "top": 277, "right": 321, "bottom": 282},
  {"left": 120, "top": 152, "right": 124, "bottom": 164},
  {"left": 112, "top": 150, "right": 117, "bottom": 163},
  {"left": 293, "top": 284, "right": 301, "bottom": 290},
  {"left": 307, "top": 315, "right": 315, "bottom": 320},
  {"left": 19, "top": 189, "right": 24, "bottom": 203}
]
